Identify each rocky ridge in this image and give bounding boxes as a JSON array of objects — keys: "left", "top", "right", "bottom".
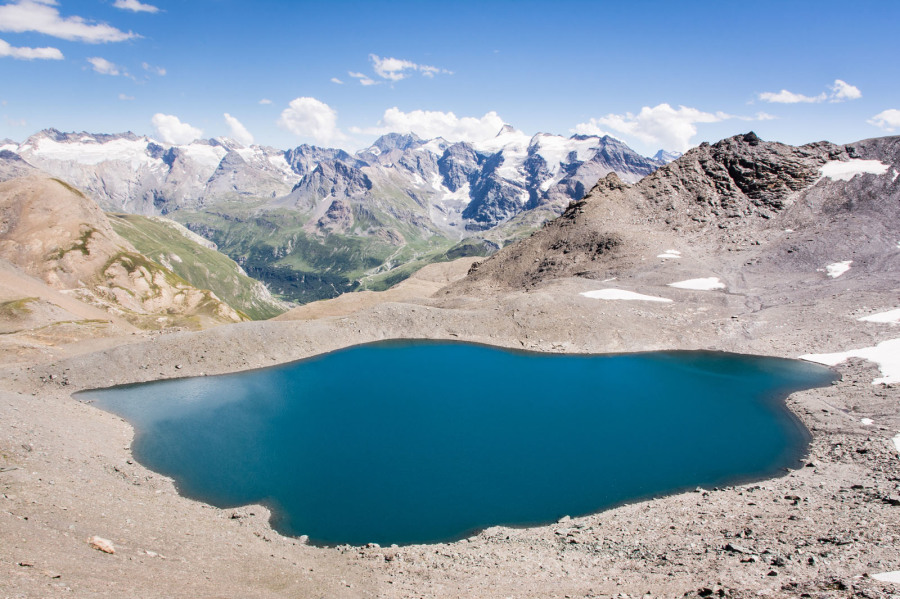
[{"left": 452, "top": 132, "right": 871, "bottom": 292}]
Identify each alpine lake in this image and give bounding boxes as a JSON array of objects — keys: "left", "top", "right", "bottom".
[{"left": 78, "top": 341, "right": 835, "bottom": 546}]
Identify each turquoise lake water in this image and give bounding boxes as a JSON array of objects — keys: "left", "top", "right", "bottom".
[{"left": 80, "top": 341, "right": 834, "bottom": 546}]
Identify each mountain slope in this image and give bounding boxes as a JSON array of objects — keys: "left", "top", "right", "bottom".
[
  {"left": 108, "top": 213, "right": 289, "bottom": 319},
  {"left": 0, "top": 175, "right": 247, "bottom": 329}
]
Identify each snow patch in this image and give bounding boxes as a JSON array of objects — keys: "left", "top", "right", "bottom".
[
  {"left": 874, "top": 571, "right": 900, "bottom": 584},
  {"left": 860, "top": 418, "right": 874, "bottom": 426},
  {"left": 800, "top": 338, "right": 900, "bottom": 385},
  {"left": 580, "top": 289, "right": 672, "bottom": 303},
  {"left": 266, "top": 153, "right": 297, "bottom": 181},
  {"left": 820, "top": 159, "right": 890, "bottom": 181},
  {"left": 894, "top": 434, "right": 900, "bottom": 455},
  {"left": 657, "top": 249, "right": 681, "bottom": 260},
  {"left": 530, "top": 134, "right": 598, "bottom": 172},
  {"left": 824, "top": 260, "right": 852, "bottom": 278},
  {"left": 668, "top": 277, "right": 726, "bottom": 291},
  {"left": 473, "top": 128, "right": 531, "bottom": 181},
  {"left": 422, "top": 138, "right": 448, "bottom": 155},
  {"left": 892, "top": 169, "right": 899, "bottom": 183},
  {"left": 179, "top": 143, "right": 227, "bottom": 173},
  {"left": 0, "top": 143, "right": 17, "bottom": 153},
  {"left": 859, "top": 308, "right": 900, "bottom": 324}
]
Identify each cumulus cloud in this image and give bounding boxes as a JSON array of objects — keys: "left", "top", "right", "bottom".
[
  {"left": 113, "top": 0, "right": 160, "bottom": 13},
  {"left": 278, "top": 97, "right": 345, "bottom": 145},
  {"left": 758, "top": 79, "right": 862, "bottom": 104},
  {"left": 868, "top": 109, "right": 900, "bottom": 132},
  {"left": 353, "top": 108, "right": 507, "bottom": 144},
  {"left": 141, "top": 62, "right": 165, "bottom": 76},
  {"left": 368, "top": 54, "right": 451, "bottom": 82},
  {"left": 259, "top": 98, "right": 272, "bottom": 105},
  {"left": 0, "top": 37, "right": 62, "bottom": 60},
  {"left": 574, "top": 104, "right": 735, "bottom": 152},
  {"left": 0, "top": 0, "right": 137, "bottom": 43},
  {"left": 830, "top": 79, "right": 862, "bottom": 102},
  {"left": 348, "top": 71, "right": 378, "bottom": 86},
  {"left": 87, "top": 56, "right": 121, "bottom": 75},
  {"left": 224, "top": 113, "right": 254, "bottom": 146},
  {"left": 151, "top": 113, "right": 202, "bottom": 145}
]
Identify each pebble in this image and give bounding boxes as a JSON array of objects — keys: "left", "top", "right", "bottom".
[{"left": 87, "top": 536, "right": 115, "bottom": 554}]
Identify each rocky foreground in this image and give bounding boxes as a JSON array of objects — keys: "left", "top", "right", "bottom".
[{"left": 1, "top": 133, "right": 899, "bottom": 598}]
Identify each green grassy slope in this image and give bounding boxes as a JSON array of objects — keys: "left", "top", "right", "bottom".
[{"left": 108, "top": 213, "right": 288, "bottom": 320}]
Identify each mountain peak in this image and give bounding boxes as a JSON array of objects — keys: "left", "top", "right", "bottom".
[
  {"left": 652, "top": 149, "right": 682, "bottom": 164},
  {"left": 370, "top": 132, "right": 423, "bottom": 153}
]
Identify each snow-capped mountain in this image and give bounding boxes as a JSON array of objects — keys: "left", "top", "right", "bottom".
[
  {"left": 6, "top": 127, "right": 663, "bottom": 233},
  {"left": 1, "top": 127, "right": 667, "bottom": 303},
  {"left": 11, "top": 129, "right": 297, "bottom": 214}
]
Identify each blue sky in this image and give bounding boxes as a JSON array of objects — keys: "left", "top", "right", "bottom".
[{"left": 1, "top": 0, "right": 898, "bottom": 155}]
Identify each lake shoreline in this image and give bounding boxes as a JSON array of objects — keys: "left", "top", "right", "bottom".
[{"left": 2, "top": 276, "right": 899, "bottom": 598}]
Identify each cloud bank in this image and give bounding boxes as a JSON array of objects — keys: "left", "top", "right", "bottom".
[
  {"left": 758, "top": 79, "right": 861, "bottom": 104},
  {"left": 353, "top": 108, "right": 507, "bottom": 143}
]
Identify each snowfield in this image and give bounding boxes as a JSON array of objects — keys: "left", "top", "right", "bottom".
[
  {"left": 800, "top": 338, "right": 900, "bottom": 385},
  {"left": 667, "top": 277, "right": 725, "bottom": 291},
  {"left": 858, "top": 308, "right": 900, "bottom": 324},
  {"left": 580, "top": 289, "right": 672, "bottom": 303},
  {"left": 820, "top": 159, "right": 890, "bottom": 181}
]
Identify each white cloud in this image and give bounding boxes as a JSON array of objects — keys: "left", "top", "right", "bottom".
[
  {"left": 574, "top": 103, "right": 731, "bottom": 152},
  {"left": 141, "top": 61, "right": 165, "bottom": 76},
  {"left": 349, "top": 71, "right": 378, "bottom": 86},
  {"left": 0, "top": 37, "right": 62, "bottom": 60},
  {"left": 758, "top": 89, "right": 827, "bottom": 104},
  {"left": 754, "top": 112, "right": 777, "bottom": 121},
  {"left": 758, "top": 79, "right": 862, "bottom": 104},
  {"left": 87, "top": 56, "right": 120, "bottom": 75},
  {"left": 151, "top": 113, "right": 202, "bottom": 145},
  {"left": 330, "top": 77, "right": 344, "bottom": 84},
  {"left": 868, "top": 109, "right": 900, "bottom": 132},
  {"left": 370, "top": 55, "right": 419, "bottom": 81},
  {"left": 223, "top": 113, "right": 254, "bottom": 146},
  {"left": 259, "top": 98, "right": 272, "bottom": 105},
  {"left": 830, "top": 79, "right": 862, "bottom": 102},
  {"left": 118, "top": 93, "right": 134, "bottom": 101},
  {"left": 278, "top": 97, "right": 345, "bottom": 145},
  {"left": 0, "top": 0, "right": 137, "bottom": 43},
  {"left": 368, "top": 54, "right": 450, "bottom": 81},
  {"left": 353, "top": 108, "right": 507, "bottom": 143},
  {"left": 113, "top": 0, "right": 160, "bottom": 13}
]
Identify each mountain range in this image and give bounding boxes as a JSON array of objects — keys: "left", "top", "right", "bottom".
[{"left": 0, "top": 127, "right": 672, "bottom": 303}]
